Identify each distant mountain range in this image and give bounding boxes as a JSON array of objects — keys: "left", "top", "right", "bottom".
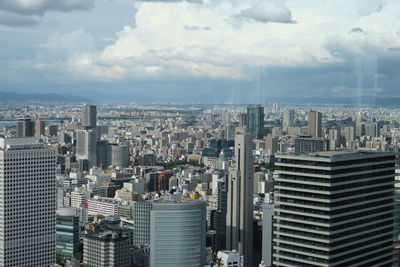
[{"left": 0, "top": 91, "right": 91, "bottom": 103}]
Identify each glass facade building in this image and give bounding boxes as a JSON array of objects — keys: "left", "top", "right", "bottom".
[
  {"left": 246, "top": 105, "right": 264, "bottom": 139},
  {"left": 150, "top": 199, "right": 206, "bottom": 267},
  {"left": 56, "top": 213, "right": 80, "bottom": 261}
]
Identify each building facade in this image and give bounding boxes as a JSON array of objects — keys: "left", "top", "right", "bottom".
[
  {"left": 308, "top": 111, "right": 322, "bottom": 138},
  {"left": 273, "top": 151, "right": 395, "bottom": 266},
  {"left": 246, "top": 105, "right": 265, "bottom": 139},
  {"left": 150, "top": 199, "right": 206, "bottom": 267},
  {"left": 0, "top": 137, "right": 57, "bottom": 267},
  {"left": 226, "top": 134, "right": 254, "bottom": 267}
]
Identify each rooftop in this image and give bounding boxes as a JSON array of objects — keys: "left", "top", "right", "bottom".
[{"left": 276, "top": 150, "right": 394, "bottom": 161}]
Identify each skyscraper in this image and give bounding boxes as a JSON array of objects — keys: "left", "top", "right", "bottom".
[
  {"left": 246, "top": 105, "right": 264, "bottom": 139},
  {"left": 82, "top": 104, "right": 97, "bottom": 128},
  {"left": 282, "top": 109, "right": 294, "bottom": 128},
  {"left": 308, "top": 110, "right": 322, "bottom": 138},
  {"left": 76, "top": 129, "right": 97, "bottom": 168},
  {"left": 16, "top": 118, "right": 34, "bottom": 138},
  {"left": 150, "top": 199, "right": 206, "bottom": 267},
  {"left": 273, "top": 151, "right": 395, "bottom": 266},
  {"left": 0, "top": 137, "right": 57, "bottom": 266},
  {"left": 343, "top": 125, "right": 355, "bottom": 141},
  {"left": 35, "top": 119, "right": 45, "bottom": 137},
  {"left": 226, "top": 134, "right": 254, "bottom": 267}
]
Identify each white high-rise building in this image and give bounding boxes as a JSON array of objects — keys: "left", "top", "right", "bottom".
[
  {"left": 0, "top": 137, "right": 57, "bottom": 267},
  {"left": 226, "top": 134, "right": 254, "bottom": 267}
]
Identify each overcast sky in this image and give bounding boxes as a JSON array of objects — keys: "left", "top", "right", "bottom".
[{"left": 0, "top": 0, "right": 399, "bottom": 102}]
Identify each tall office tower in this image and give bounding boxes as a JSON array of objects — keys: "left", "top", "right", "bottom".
[
  {"left": 16, "top": 118, "right": 34, "bottom": 137},
  {"left": 216, "top": 180, "right": 228, "bottom": 251},
  {"left": 247, "top": 105, "right": 265, "bottom": 139},
  {"left": 35, "top": 119, "right": 45, "bottom": 137},
  {"left": 274, "top": 151, "right": 395, "bottom": 267},
  {"left": 46, "top": 125, "right": 58, "bottom": 137},
  {"left": 308, "top": 110, "right": 322, "bottom": 138},
  {"left": 226, "top": 134, "right": 254, "bottom": 267},
  {"left": 82, "top": 104, "right": 97, "bottom": 128},
  {"left": 238, "top": 113, "right": 247, "bottom": 128},
  {"left": 265, "top": 134, "right": 278, "bottom": 154},
  {"left": 76, "top": 129, "right": 97, "bottom": 168},
  {"left": 282, "top": 109, "right": 294, "bottom": 128},
  {"left": 110, "top": 144, "right": 130, "bottom": 167},
  {"left": 0, "top": 137, "right": 56, "bottom": 267},
  {"left": 56, "top": 208, "right": 80, "bottom": 262},
  {"left": 343, "top": 125, "right": 355, "bottom": 141},
  {"left": 133, "top": 200, "right": 153, "bottom": 246},
  {"left": 364, "top": 122, "right": 378, "bottom": 137},
  {"left": 150, "top": 199, "right": 206, "bottom": 267},
  {"left": 328, "top": 126, "right": 341, "bottom": 149}
]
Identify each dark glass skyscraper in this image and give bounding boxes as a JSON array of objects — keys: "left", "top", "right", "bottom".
[{"left": 246, "top": 105, "right": 264, "bottom": 139}]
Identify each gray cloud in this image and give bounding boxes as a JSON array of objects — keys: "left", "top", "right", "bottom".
[
  {"left": 0, "top": 11, "right": 40, "bottom": 27},
  {"left": 349, "top": 27, "right": 364, "bottom": 33},
  {"left": 0, "top": 0, "right": 94, "bottom": 16},
  {"left": 238, "top": 0, "right": 296, "bottom": 24},
  {"left": 184, "top": 25, "right": 211, "bottom": 31}
]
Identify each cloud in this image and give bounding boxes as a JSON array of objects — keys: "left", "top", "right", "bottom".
[
  {"left": 0, "top": 0, "right": 94, "bottom": 16},
  {"left": 9, "top": 0, "right": 400, "bottom": 100},
  {"left": 0, "top": 11, "right": 40, "bottom": 27},
  {"left": 238, "top": 0, "right": 296, "bottom": 24},
  {"left": 349, "top": 27, "right": 363, "bottom": 33}
]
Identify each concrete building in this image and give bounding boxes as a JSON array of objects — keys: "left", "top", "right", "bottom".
[
  {"left": 35, "top": 119, "right": 45, "bottom": 137},
  {"left": 216, "top": 250, "right": 241, "bottom": 267},
  {"left": 273, "top": 151, "right": 395, "bottom": 266},
  {"left": 16, "top": 118, "right": 34, "bottom": 137},
  {"left": 76, "top": 129, "right": 97, "bottom": 168},
  {"left": 0, "top": 137, "right": 57, "bottom": 266},
  {"left": 83, "top": 217, "right": 131, "bottom": 267},
  {"left": 294, "top": 136, "right": 329, "bottom": 154},
  {"left": 111, "top": 144, "right": 130, "bottom": 167},
  {"left": 265, "top": 134, "right": 278, "bottom": 154},
  {"left": 226, "top": 134, "right": 254, "bottom": 267},
  {"left": 343, "top": 125, "right": 355, "bottom": 142},
  {"left": 262, "top": 203, "right": 274, "bottom": 267},
  {"left": 82, "top": 104, "right": 97, "bottom": 128},
  {"left": 150, "top": 198, "right": 206, "bottom": 267},
  {"left": 282, "top": 110, "right": 294, "bottom": 128},
  {"left": 308, "top": 110, "right": 322, "bottom": 138},
  {"left": 247, "top": 105, "right": 265, "bottom": 139}
]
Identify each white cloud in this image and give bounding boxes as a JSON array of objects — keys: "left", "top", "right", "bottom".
[
  {"left": 238, "top": 0, "right": 296, "bottom": 24},
  {"left": 27, "top": 0, "right": 400, "bottom": 83}
]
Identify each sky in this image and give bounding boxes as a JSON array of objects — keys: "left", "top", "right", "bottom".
[{"left": 0, "top": 0, "right": 399, "bottom": 103}]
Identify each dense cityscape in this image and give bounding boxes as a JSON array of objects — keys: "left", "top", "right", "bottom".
[{"left": 0, "top": 101, "right": 398, "bottom": 266}]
